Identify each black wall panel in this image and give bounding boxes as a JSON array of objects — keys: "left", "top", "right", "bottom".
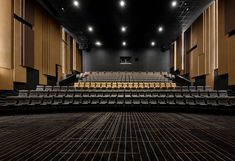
[{"left": 83, "top": 48, "right": 170, "bottom": 72}]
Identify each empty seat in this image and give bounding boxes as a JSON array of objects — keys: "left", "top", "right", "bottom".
[
  {"left": 52, "top": 96, "right": 63, "bottom": 105},
  {"left": 189, "top": 86, "right": 196, "bottom": 91},
  {"left": 49, "top": 91, "right": 57, "bottom": 96},
  {"left": 200, "top": 91, "right": 209, "bottom": 97},
  {"left": 185, "top": 96, "right": 196, "bottom": 106},
  {"left": 138, "top": 83, "right": 144, "bottom": 89},
  {"left": 53, "top": 86, "right": 60, "bottom": 91},
  {"left": 41, "top": 96, "right": 53, "bottom": 106},
  {"left": 29, "top": 90, "right": 39, "bottom": 97},
  {"left": 73, "top": 96, "right": 82, "bottom": 105},
  {"left": 125, "top": 98, "right": 132, "bottom": 105},
  {"left": 166, "top": 96, "right": 175, "bottom": 105},
  {"left": 205, "top": 86, "right": 212, "bottom": 91},
  {"left": 182, "top": 86, "right": 189, "bottom": 91},
  {"left": 91, "top": 98, "right": 100, "bottom": 104},
  {"left": 194, "top": 96, "right": 207, "bottom": 106},
  {"left": 108, "top": 98, "right": 116, "bottom": 105},
  {"left": 45, "top": 86, "right": 53, "bottom": 91},
  {"left": 207, "top": 97, "right": 218, "bottom": 106},
  {"left": 197, "top": 86, "right": 204, "bottom": 90},
  {"left": 38, "top": 91, "right": 49, "bottom": 97},
  {"left": 209, "top": 91, "right": 218, "bottom": 97},
  {"left": 141, "top": 97, "right": 149, "bottom": 105},
  {"left": 117, "top": 98, "right": 124, "bottom": 105},
  {"left": 132, "top": 98, "right": 141, "bottom": 105},
  {"left": 18, "top": 90, "right": 29, "bottom": 97},
  {"left": 100, "top": 98, "right": 108, "bottom": 105},
  {"left": 158, "top": 96, "right": 166, "bottom": 105},
  {"left": 30, "top": 96, "right": 42, "bottom": 106},
  {"left": 217, "top": 97, "right": 230, "bottom": 107},
  {"left": 67, "top": 90, "right": 74, "bottom": 97},
  {"left": 160, "top": 83, "right": 166, "bottom": 89},
  {"left": 229, "top": 97, "right": 235, "bottom": 106},
  {"left": 36, "top": 85, "right": 44, "bottom": 91},
  {"left": 3, "top": 96, "right": 18, "bottom": 106},
  {"left": 82, "top": 97, "right": 91, "bottom": 105},
  {"left": 149, "top": 98, "right": 157, "bottom": 105},
  {"left": 175, "top": 96, "right": 185, "bottom": 105},
  {"left": 63, "top": 96, "right": 73, "bottom": 105},
  {"left": 218, "top": 90, "right": 228, "bottom": 97},
  {"left": 101, "top": 82, "right": 107, "bottom": 89},
  {"left": 57, "top": 90, "right": 67, "bottom": 97},
  {"left": 61, "top": 86, "right": 68, "bottom": 91}
]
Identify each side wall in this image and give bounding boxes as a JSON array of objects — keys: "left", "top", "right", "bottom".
[
  {"left": 0, "top": 0, "right": 82, "bottom": 90},
  {"left": 171, "top": 0, "right": 235, "bottom": 88}
]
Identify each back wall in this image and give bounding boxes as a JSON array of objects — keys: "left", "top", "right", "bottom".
[{"left": 83, "top": 48, "right": 170, "bottom": 72}]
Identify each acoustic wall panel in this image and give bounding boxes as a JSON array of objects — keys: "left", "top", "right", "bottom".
[
  {"left": 218, "top": 0, "right": 229, "bottom": 75},
  {"left": 14, "top": 0, "right": 22, "bottom": 17},
  {"left": 0, "top": 0, "right": 12, "bottom": 69},
  {"left": 228, "top": 35, "right": 235, "bottom": 85},
  {"left": 224, "top": 0, "right": 235, "bottom": 34},
  {"left": 13, "top": 19, "right": 27, "bottom": 83},
  {"left": 24, "top": 0, "right": 34, "bottom": 25},
  {"left": 23, "top": 25, "right": 34, "bottom": 68},
  {"left": 0, "top": 68, "right": 13, "bottom": 90}
]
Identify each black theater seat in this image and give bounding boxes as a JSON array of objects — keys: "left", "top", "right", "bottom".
[
  {"left": 194, "top": 96, "right": 207, "bottom": 106},
  {"left": 229, "top": 97, "right": 235, "bottom": 106},
  {"left": 74, "top": 96, "right": 82, "bottom": 105},
  {"left": 41, "top": 96, "right": 53, "bottom": 106},
  {"left": 30, "top": 96, "right": 43, "bottom": 106},
  {"left": 49, "top": 91, "right": 57, "bottom": 97},
  {"left": 185, "top": 96, "right": 196, "bottom": 106},
  {"left": 19, "top": 90, "right": 29, "bottom": 97},
  {"left": 17, "top": 97, "right": 30, "bottom": 106},
  {"left": 45, "top": 86, "right": 53, "bottom": 91},
  {"left": 3, "top": 96, "right": 18, "bottom": 106},
  {"left": 52, "top": 96, "right": 64, "bottom": 106},
  {"left": 36, "top": 85, "right": 44, "bottom": 91},
  {"left": 63, "top": 96, "right": 74, "bottom": 105},
  {"left": 91, "top": 98, "right": 100, "bottom": 104},
  {"left": 166, "top": 96, "right": 175, "bottom": 105},
  {"left": 175, "top": 96, "right": 185, "bottom": 105},
  {"left": 100, "top": 98, "right": 108, "bottom": 105},
  {"left": 206, "top": 97, "right": 218, "bottom": 106},
  {"left": 217, "top": 97, "right": 230, "bottom": 107}
]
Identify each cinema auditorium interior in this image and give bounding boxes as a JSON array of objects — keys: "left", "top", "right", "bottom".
[{"left": 0, "top": 0, "right": 235, "bottom": 160}]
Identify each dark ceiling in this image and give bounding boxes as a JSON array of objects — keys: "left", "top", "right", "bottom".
[{"left": 37, "top": 0, "right": 213, "bottom": 50}]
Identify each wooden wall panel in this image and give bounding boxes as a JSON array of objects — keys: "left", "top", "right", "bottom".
[
  {"left": 218, "top": 0, "right": 229, "bottom": 75},
  {"left": 224, "top": 0, "right": 235, "bottom": 34},
  {"left": 14, "top": 0, "right": 22, "bottom": 17},
  {"left": 0, "top": 68, "right": 13, "bottom": 90},
  {"left": 13, "top": 19, "right": 27, "bottom": 83},
  {"left": 176, "top": 36, "right": 182, "bottom": 71},
  {"left": 23, "top": 25, "right": 34, "bottom": 68},
  {"left": 228, "top": 35, "right": 235, "bottom": 85},
  {"left": 24, "top": 0, "right": 34, "bottom": 25},
  {"left": 0, "top": 0, "right": 12, "bottom": 69}
]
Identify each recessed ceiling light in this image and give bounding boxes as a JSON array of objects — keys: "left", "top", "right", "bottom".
[
  {"left": 158, "top": 26, "right": 164, "bottom": 33},
  {"left": 121, "top": 26, "right": 127, "bottom": 33},
  {"left": 119, "top": 0, "right": 126, "bottom": 8},
  {"left": 151, "top": 41, "right": 156, "bottom": 47},
  {"left": 171, "top": 1, "right": 178, "bottom": 8},
  {"left": 73, "top": 0, "right": 80, "bottom": 7},
  {"left": 95, "top": 41, "right": 102, "bottom": 47},
  {"left": 61, "top": 7, "right": 64, "bottom": 11},
  {"left": 88, "top": 26, "right": 94, "bottom": 32},
  {"left": 122, "top": 41, "right": 127, "bottom": 46}
]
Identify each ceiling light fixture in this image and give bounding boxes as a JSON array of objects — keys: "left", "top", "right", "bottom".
[
  {"left": 95, "top": 41, "right": 102, "bottom": 47},
  {"left": 151, "top": 41, "right": 156, "bottom": 47},
  {"left": 88, "top": 26, "right": 94, "bottom": 32},
  {"left": 122, "top": 41, "right": 127, "bottom": 46},
  {"left": 121, "top": 26, "right": 127, "bottom": 33},
  {"left": 158, "top": 26, "right": 164, "bottom": 33},
  {"left": 119, "top": 0, "right": 126, "bottom": 8},
  {"left": 73, "top": 0, "right": 80, "bottom": 7},
  {"left": 171, "top": 1, "right": 178, "bottom": 8}
]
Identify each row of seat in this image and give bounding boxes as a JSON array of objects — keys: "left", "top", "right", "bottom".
[
  {"left": 2, "top": 95, "right": 235, "bottom": 107},
  {"left": 36, "top": 85, "right": 213, "bottom": 91},
  {"left": 74, "top": 82, "right": 177, "bottom": 89},
  {"left": 19, "top": 89, "right": 228, "bottom": 97},
  {"left": 83, "top": 71, "right": 172, "bottom": 82}
]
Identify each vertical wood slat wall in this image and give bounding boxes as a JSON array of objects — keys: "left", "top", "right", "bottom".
[
  {"left": 61, "top": 28, "right": 82, "bottom": 76},
  {"left": 171, "top": 0, "right": 235, "bottom": 87},
  {"left": 0, "top": 0, "right": 82, "bottom": 90}
]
